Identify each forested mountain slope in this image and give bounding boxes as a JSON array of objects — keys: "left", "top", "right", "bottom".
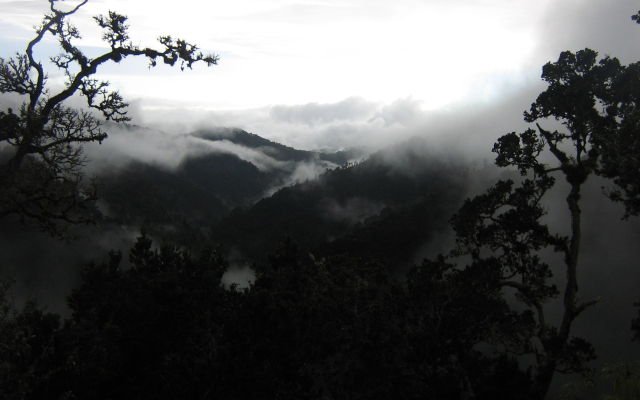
[
  {"left": 210, "top": 138, "right": 485, "bottom": 270},
  {"left": 94, "top": 126, "right": 366, "bottom": 245}
]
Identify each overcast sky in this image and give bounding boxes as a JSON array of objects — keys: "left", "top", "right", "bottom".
[{"left": 1, "top": 0, "right": 639, "bottom": 151}]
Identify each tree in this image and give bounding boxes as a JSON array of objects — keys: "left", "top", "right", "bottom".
[
  {"left": 559, "top": 361, "right": 640, "bottom": 400},
  {"left": 403, "top": 257, "right": 534, "bottom": 399},
  {"left": 597, "top": 60, "right": 640, "bottom": 218},
  {"left": 227, "top": 239, "right": 402, "bottom": 399},
  {"left": 0, "top": 276, "right": 62, "bottom": 400},
  {"left": 0, "top": 0, "right": 218, "bottom": 238},
  {"left": 0, "top": 232, "right": 540, "bottom": 399},
  {"left": 632, "top": 298, "right": 640, "bottom": 342},
  {"left": 231, "top": 239, "right": 533, "bottom": 399},
  {"left": 448, "top": 47, "right": 639, "bottom": 400},
  {"left": 62, "top": 232, "right": 232, "bottom": 400}
]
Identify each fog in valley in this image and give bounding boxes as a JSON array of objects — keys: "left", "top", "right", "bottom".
[{"left": 1, "top": 0, "right": 640, "bottom": 398}]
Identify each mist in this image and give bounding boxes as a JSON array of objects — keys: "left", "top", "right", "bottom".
[
  {"left": 1, "top": 0, "right": 640, "bottom": 396},
  {"left": 128, "top": 88, "right": 539, "bottom": 156},
  {"left": 82, "top": 123, "right": 288, "bottom": 175},
  {"left": 0, "top": 217, "right": 139, "bottom": 315}
]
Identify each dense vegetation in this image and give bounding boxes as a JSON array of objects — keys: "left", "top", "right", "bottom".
[
  {"left": 210, "top": 140, "right": 474, "bottom": 269},
  {"left": 0, "top": 234, "right": 535, "bottom": 400},
  {"left": 1, "top": 3, "right": 639, "bottom": 400}
]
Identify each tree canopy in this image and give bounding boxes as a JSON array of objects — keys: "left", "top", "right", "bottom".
[
  {"left": 0, "top": 234, "right": 536, "bottom": 400},
  {"left": 446, "top": 45, "right": 640, "bottom": 399},
  {"left": 0, "top": 0, "right": 218, "bottom": 238}
]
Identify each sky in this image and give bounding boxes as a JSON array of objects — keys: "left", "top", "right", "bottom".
[{"left": 1, "top": 0, "right": 640, "bottom": 152}]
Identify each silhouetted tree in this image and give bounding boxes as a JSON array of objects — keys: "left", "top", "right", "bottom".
[
  {"left": 0, "top": 0, "right": 218, "bottom": 238},
  {"left": 449, "top": 46, "right": 640, "bottom": 399},
  {"left": 227, "top": 239, "right": 403, "bottom": 399},
  {"left": 404, "top": 256, "right": 534, "bottom": 399},
  {"left": 0, "top": 276, "right": 62, "bottom": 400},
  {"left": 62, "top": 232, "right": 232, "bottom": 400},
  {"left": 596, "top": 62, "right": 640, "bottom": 218},
  {"left": 0, "top": 232, "right": 540, "bottom": 399},
  {"left": 229, "top": 240, "right": 533, "bottom": 399}
]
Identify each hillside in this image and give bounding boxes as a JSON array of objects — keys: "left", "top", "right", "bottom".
[
  {"left": 209, "top": 138, "right": 480, "bottom": 271},
  {"left": 191, "top": 127, "right": 363, "bottom": 165},
  {"left": 1, "top": 126, "right": 492, "bottom": 304},
  {"left": 95, "top": 126, "right": 366, "bottom": 245}
]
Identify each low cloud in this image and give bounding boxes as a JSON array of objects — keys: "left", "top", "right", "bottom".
[
  {"left": 320, "top": 197, "right": 386, "bottom": 225},
  {"left": 368, "top": 97, "right": 425, "bottom": 128},
  {"left": 222, "top": 264, "right": 255, "bottom": 289},
  {"left": 83, "top": 125, "right": 204, "bottom": 174},
  {"left": 261, "top": 158, "right": 341, "bottom": 198},
  {"left": 197, "top": 138, "right": 288, "bottom": 171},
  {"left": 269, "top": 96, "right": 378, "bottom": 128},
  {"left": 129, "top": 82, "right": 539, "bottom": 158},
  {"left": 83, "top": 123, "right": 289, "bottom": 175}
]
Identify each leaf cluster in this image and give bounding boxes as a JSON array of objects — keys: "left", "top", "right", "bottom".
[
  {"left": 0, "top": 235, "right": 535, "bottom": 400},
  {"left": 440, "top": 46, "right": 640, "bottom": 398}
]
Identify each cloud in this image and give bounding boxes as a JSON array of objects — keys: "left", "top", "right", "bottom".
[
  {"left": 261, "top": 158, "right": 340, "bottom": 198},
  {"left": 0, "top": 1, "right": 50, "bottom": 36},
  {"left": 269, "top": 96, "right": 377, "bottom": 128},
  {"left": 320, "top": 197, "right": 386, "bottom": 225},
  {"left": 82, "top": 123, "right": 290, "bottom": 175},
  {"left": 287, "top": 159, "right": 336, "bottom": 182},
  {"left": 83, "top": 125, "right": 206, "bottom": 174},
  {"left": 368, "top": 97, "right": 425, "bottom": 128},
  {"left": 129, "top": 79, "right": 540, "bottom": 156},
  {"left": 7, "top": 0, "right": 635, "bottom": 162},
  {"left": 197, "top": 138, "right": 289, "bottom": 171},
  {"left": 0, "top": 217, "right": 139, "bottom": 315},
  {"left": 533, "top": 0, "right": 640, "bottom": 64},
  {"left": 221, "top": 264, "right": 255, "bottom": 289}
]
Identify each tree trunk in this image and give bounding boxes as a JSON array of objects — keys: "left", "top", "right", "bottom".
[{"left": 530, "top": 359, "right": 557, "bottom": 399}]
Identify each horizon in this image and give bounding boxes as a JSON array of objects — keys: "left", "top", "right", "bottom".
[{"left": 1, "top": 0, "right": 639, "bottom": 152}]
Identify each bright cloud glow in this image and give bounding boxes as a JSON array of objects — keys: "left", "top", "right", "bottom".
[{"left": 1, "top": 0, "right": 639, "bottom": 149}]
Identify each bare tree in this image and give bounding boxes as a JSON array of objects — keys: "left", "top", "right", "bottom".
[{"left": 0, "top": 0, "right": 218, "bottom": 238}]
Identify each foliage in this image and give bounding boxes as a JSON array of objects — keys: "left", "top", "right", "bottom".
[
  {"left": 0, "top": 276, "right": 62, "bottom": 400},
  {"left": 444, "top": 46, "right": 640, "bottom": 400},
  {"left": 0, "top": 233, "right": 538, "bottom": 399},
  {"left": 599, "top": 362, "right": 640, "bottom": 400},
  {"left": 210, "top": 143, "right": 469, "bottom": 269},
  {"left": 596, "top": 61, "right": 640, "bottom": 218},
  {"left": 632, "top": 298, "right": 640, "bottom": 342},
  {"left": 403, "top": 257, "right": 534, "bottom": 399},
  {"left": 0, "top": 0, "right": 217, "bottom": 238},
  {"left": 61, "top": 232, "right": 231, "bottom": 400},
  {"left": 215, "top": 239, "right": 533, "bottom": 399},
  {"left": 560, "top": 362, "right": 640, "bottom": 400}
]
